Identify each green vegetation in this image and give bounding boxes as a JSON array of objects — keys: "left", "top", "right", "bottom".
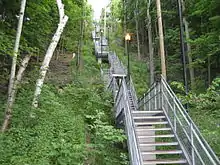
[{"left": 0, "top": 39, "right": 128, "bottom": 164}]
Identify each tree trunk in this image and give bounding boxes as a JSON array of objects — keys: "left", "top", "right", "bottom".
[
  {"left": 181, "top": 0, "right": 195, "bottom": 88},
  {"left": 156, "top": 0, "right": 166, "bottom": 80},
  {"left": 32, "top": 0, "right": 68, "bottom": 108},
  {"left": 135, "top": 0, "right": 141, "bottom": 60},
  {"left": 123, "top": 0, "right": 127, "bottom": 56},
  {"left": 8, "top": 0, "right": 26, "bottom": 101},
  {"left": 147, "top": 0, "right": 154, "bottom": 85},
  {"left": 208, "top": 55, "right": 211, "bottom": 85},
  {"left": 77, "top": 4, "right": 85, "bottom": 71},
  {"left": 1, "top": 0, "right": 27, "bottom": 132},
  {"left": 1, "top": 55, "right": 31, "bottom": 132}
]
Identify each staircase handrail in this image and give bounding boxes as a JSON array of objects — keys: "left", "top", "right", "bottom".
[
  {"left": 114, "top": 77, "right": 142, "bottom": 165},
  {"left": 137, "top": 75, "right": 220, "bottom": 165},
  {"left": 160, "top": 75, "right": 220, "bottom": 165}
]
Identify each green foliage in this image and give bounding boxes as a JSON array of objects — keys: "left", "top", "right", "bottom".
[{"left": 171, "top": 78, "right": 220, "bottom": 157}]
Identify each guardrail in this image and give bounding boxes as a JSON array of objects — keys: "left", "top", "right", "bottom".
[
  {"left": 109, "top": 77, "right": 142, "bottom": 165},
  {"left": 138, "top": 75, "right": 220, "bottom": 165}
]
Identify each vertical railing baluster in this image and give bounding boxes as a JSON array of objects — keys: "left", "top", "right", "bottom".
[
  {"left": 158, "top": 82, "right": 161, "bottom": 109},
  {"left": 191, "top": 123, "right": 195, "bottom": 165},
  {"left": 154, "top": 85, "right": 157, "bottom": 110},
  {"left": 148, "top": 92, "right": 150, "bottom": 111},
  {"left": 174, "top": 98, "right": 177, "bottom": 132},
  {"left": 143, "top": 93, "right": 146, "bottom": 111},
  {"left": 161, "top": 80, "right": 164, "bottom": 110}
]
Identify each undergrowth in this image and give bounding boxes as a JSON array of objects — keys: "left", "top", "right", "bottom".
[{"left": 0, "top": 40, "right": 128, "bottom": 165}]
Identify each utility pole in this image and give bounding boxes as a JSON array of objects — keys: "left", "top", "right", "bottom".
[
  {"left": 156, "top": 0, "right": 166, "bottom": 80},
  {"left": 177, "top": 0, "right": 188, "bottom": 94}
]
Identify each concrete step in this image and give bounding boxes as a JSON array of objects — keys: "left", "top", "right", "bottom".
[
  {"left": 142, "top": 150, "right": 183, "bottom": 155},
  {"left": 143, "top": 159, "right": 187, "bottom": 164},
  {"left": 135, "top": 121, "right": 168, "bottom": 126},
  {"left": 139, "top": 142, "right": 179, "bottom": 147},
  {"left": 132, "top": 110, "right": 163, "bottom": 114},
  {"left": 133, "top": 116, "right": 166, "bottom": 120},
  {"left": 136, "top": 127, "right": 172, "bottom": 132},
  {"left": 138, "top": 134, "right": 175, "bottom": 138}
]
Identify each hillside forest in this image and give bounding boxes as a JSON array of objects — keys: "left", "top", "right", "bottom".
[{"left": 0, "top": 0, "right": 220, "bottom": 164}]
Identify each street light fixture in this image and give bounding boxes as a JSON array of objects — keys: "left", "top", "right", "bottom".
[{"left": 125, "top": 33, "right": 131, "bottom": 85}]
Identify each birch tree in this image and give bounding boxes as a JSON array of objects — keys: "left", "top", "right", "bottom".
[
  {"left": 32, "top": 0, "right": 68, "bottom": 108},
  {"left": 1, "top": 55, "right": 31, "bottom": 132},
  {"left": 1, "top": 0, "right": 27, "bottom": 132}
]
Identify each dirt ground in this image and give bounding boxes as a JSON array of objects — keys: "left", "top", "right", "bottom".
[{"left": 45, "top": 53, "right": 74, "bottom": 86}]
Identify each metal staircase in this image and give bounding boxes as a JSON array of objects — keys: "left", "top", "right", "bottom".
[{"left": 94, "top": 32, "right": 220, "bottom": 165}]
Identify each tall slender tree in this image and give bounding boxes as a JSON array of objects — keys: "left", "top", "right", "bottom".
[
  {"left": 156, "top": 0, "right": 166, "bottom": 79},
  {"left": 147, "top": 0, "right": 154, "bottom": 85},
  {"left": 135, "top": 0, "right": 141, "bottom": 59},
  {"left": 32, "top": 0, "right": 68, "bottom": 108},
  {"left": 1, "top": 0, "right": 27, "bottom": 132}
]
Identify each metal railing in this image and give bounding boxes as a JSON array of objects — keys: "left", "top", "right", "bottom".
[
  {"left": 127, "top": 77, "right": 138, "bottom": 109},
  {"left": 138, "top": 75, "right": 220, "bottom": 165},
  {"left": 109, "top": 77, "right": 142, "bottom": 165}
]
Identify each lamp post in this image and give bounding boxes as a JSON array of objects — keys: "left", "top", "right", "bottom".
[{"left": 125, "top": 33, "right": 131, "bottom": 85}]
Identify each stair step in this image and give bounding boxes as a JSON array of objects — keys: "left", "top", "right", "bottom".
[
  {"left": 136, "top": 127, "right": 172, "bottom": 131},
  {"left": 132, "top": 110, "right": 163, "bottom": 114},
  {"left": 138, "top": 134, "right": 175, "bottom": 138},
  {"left": 143, "top": 159, "right": 187, "bottom": 164},
  {"left": 142, "top": 150, "right": 183, "bottom": 155},
  {"left": 133, "top": 116, "right": 165, "bottom": 120},
  {"left": 135, "top": 121, "right": 168, "bottom": 125},
  {"left": 139, "top": 142, "right": 178, "bottom": 147}
]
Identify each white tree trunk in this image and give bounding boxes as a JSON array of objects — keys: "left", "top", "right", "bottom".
[
  {"left": 1, "top": 55, "right": 31, "bottom": 132},
  {"left": 147, "top": 0, "right": 154, "bottom": 85},
  {"left": 32, "top": 0, "right": 68, "bottom": 108},
  {"left": 1, "top": 0, "right": 27, "bottom": 132},
  {"left": 8, "top": 0, "right": 26, "bottom": 99}
]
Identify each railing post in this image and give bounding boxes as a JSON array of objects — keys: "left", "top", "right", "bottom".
[
  {"left": 173, "top": 98, "right": 177, "bottom": 132},
  {"left": 191, "top": 123, "right": 195, "bottom": 165},
  {"left": 161, "top": 80, "right": 164, "bottom": 110},
  {"left": 148, "top": 92, "right": 150, "bottom": 111},
  {"left": 154, "top": 85, "right": 157, "bottom": 110},
  {"left": 143, "top": 93, "right": 146, "bottom": 111},
  {"left": 158, "top": 82, "right": 161, "bottom": 109}
]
